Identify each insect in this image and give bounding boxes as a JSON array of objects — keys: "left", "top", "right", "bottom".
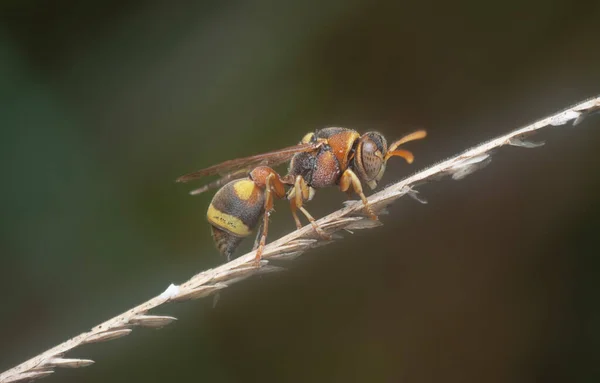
[
  {"left": 176, "top": 141, "right": 325, "bottom": 262},
  {"left": 177, "top": 128, "right": 426, "bottom": 263}
]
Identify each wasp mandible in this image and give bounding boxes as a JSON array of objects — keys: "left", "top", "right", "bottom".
[{"left": 177, "top": 128, "right": 426, "bottom": 262}]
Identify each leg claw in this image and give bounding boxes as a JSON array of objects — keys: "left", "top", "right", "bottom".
[{"left": 311, "top": 223, "right": 331, "bottom": 240}]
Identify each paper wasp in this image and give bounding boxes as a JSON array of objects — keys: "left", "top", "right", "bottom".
[{"left": 177, "top": 128, "right": 426, "bottom": 262}]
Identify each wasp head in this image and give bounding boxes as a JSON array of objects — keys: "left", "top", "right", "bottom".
[{"left": 353, "top": 130, "right": 427, "bottom": 189}]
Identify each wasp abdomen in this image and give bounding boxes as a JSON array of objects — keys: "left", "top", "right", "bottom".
[
  {"left": 210, "top": 226, "right": 244, "bottom": 260},
  {"left": 207, "top": 179, "right": 265, "bottom": 257}
]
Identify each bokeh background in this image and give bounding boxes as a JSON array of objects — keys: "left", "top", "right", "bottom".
[{"left": 1, "top": 1, "right": 599, "bottom": 382}]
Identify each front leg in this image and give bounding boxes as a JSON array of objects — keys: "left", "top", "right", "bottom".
[{"left": 339, "top": 169, "right": 377, "bottom": 220}]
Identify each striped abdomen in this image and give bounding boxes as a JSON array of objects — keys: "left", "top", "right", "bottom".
[{"left": 207, "top": 179, "right": 265, "bottom": 259}]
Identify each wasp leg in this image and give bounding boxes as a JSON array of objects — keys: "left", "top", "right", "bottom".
[
  {"left": 289, "top": 196, "right": 303, "bottom": 230},
  {"left": 339, "top": 169, "right": 377, "bottom": 220},
  {"left": 255, "top": 174, "right": 275, "bottom": 264},
  {"left": 298, "top": 205, "right": 331, "bottom": 240},
  {"left": 254, "top": 172, "right": 288, "bottom": 264},
  {"left": 252, "top": 221, "right": 264, "bottom": 251},
  {"left": 288, "top": 175, "right": 329, "bottom": 239},
  {"left": 288, "top": 175, "right": 310, "bottom": 229},
  {"left": 288, "top": 190, "right": 303, "bottom": 230}
]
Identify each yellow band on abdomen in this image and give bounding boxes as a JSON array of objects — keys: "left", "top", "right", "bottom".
[
  {"left": 207, "top": 204, "right": 252, "bottom": 237},
  {"left": 233, "top": 179, "right": 256, "bottom": 201}
]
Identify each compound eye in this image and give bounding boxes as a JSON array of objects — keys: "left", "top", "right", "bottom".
[{"left": 360, "top": 139, "right": 384, "bottom": 180}]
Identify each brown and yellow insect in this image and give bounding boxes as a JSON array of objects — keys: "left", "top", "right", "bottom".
[
  {"left": 177, "top": 128, "right": 426, "bottom": 262},
  {"left": 177, "top": 141, "right": 324, "bottom": 261}
]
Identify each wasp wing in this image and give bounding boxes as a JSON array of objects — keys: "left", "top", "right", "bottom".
[
  {"left": 176, "top": 142, "right": 321, "bottom": 195},
  {"left": 187, "top": 169, "right": 249, "bottom": 196}
]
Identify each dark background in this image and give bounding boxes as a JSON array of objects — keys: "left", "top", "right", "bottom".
[{"left": 1, "top": 1, "right": 599, "bottom": 382}]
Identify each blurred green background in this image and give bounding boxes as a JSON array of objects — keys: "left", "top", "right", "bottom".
[{"left": 1, "top": 1, "right": 599, "bottom": 382}]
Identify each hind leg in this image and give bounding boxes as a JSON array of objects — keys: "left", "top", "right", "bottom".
[{"left": 254, "top": 174, "right": 279, "bottom": 264}]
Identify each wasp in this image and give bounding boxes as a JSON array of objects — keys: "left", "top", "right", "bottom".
[{"left": 177, "top": 128, "right": 426, "bottom": 262}]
